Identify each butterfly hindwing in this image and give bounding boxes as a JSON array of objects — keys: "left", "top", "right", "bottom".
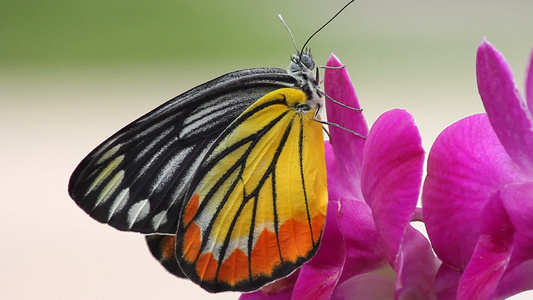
[
  {"left": 146, "top": 234, "right": 187, "bottom": 278},
  {"left": 173, "top": 88, "right": 328, "bottom": 292},
  {"left": 68, "top": 68, "right": 299, "bottom": 234}
]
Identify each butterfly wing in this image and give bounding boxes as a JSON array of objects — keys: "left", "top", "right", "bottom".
[
  {"left": 162, "top": 87, "right": 328, "bottom": 292},
  {"left": 68, "top": 68, "right": 299, "bottom": 234},
  {"left": 146, "top": 234, "right": 187, "bottom": 278}
]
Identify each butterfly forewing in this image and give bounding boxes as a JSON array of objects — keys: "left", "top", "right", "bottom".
[
  {"left": 68, "top": 68, "right": 299, "bottom": 234},
  {"left": 174, "top": 88, "right": 328, "bottom": 292}
]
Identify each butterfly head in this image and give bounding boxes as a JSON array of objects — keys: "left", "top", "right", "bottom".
[{"left": 288, "top": 50, "right": 322, "bottom": 110}]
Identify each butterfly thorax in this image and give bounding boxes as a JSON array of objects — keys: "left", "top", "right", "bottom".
[{"left": 287, "top": 51, "right": 323, "bottom": 112}]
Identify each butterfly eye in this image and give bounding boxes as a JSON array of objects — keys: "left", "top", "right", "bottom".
[{"left": 300, "top": 53, "right": 315, "bottom": 70}]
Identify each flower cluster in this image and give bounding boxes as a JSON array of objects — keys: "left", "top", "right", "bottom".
[
  {"left": 423, "top": 40, "right": 533, "bottom": 299},
  {"left": 241, "top": 40, "right": 533, "bottom": 300}
]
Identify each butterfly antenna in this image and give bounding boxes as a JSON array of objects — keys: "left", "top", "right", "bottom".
[
  {"left": 300, "top": 0, "right": 356, "bottom": 58},
  {"left": 278, "top": 14, "right": 300, "bottom": 54}
]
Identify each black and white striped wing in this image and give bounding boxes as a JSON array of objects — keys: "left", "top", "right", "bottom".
[{"left": 68, "top": 67, "right": 299, "bottom": 234}]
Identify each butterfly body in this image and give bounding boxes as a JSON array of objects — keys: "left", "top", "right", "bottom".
[{"left": 69, "top": 52, "right": 328, "bottom": 292}]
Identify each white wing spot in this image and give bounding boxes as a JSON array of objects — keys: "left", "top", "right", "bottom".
[
  {"left": 168, "top": 143, "right": 213, "bottom": 207},
  {"left": 107, "top": 188, "right": 129, "bottom": 221},
  {"left": 127, "top": 199, "right": 151, "bottom": 229},
  {"left": 151, "top": 146, "right": 193, "bottom": 194},
  {"left": 97, "top": 144, "right": 122, "bottom": 164},
  {"left": 87, "top": 155, "right": 124, "bottom": 195},
  {"left": 135, "top": 126, "right": 174, "bottom": 162},
  {"left": 90, "top": 137, "right": 118, "bottom": 160},
  {"left": 151, "top": 210, "right": 168, "bottom": 230},
  {"left": 94, "top": 170, "right": 124, "bottom": 208}
]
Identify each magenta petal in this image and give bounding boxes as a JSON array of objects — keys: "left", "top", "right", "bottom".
[
  {"left": 325, "top": 143, "right": 386, "bottom": 285},
  {"left": 325, "top": 53, "right": 368, "bottom": 194},
  {"left": 476, "top": 39, "right": 533, "bottom": 175},
  {"left": 394, "top": 226, "right": 438, "bottom": 300},
  {"left": 502, "top": 182, "right": 533, "bottom": 237},
  {"left": 324, "top": 142, "right": 342, "bottom": 200},
  {"left": 336, "top": 197, "right": 387, "bottom": 284},
  {"left": 239, "top": 272, "right": 299, "bottom": 300},
  {"left": 526, "top": 45, "right": 533, "bottom": 114},
  {"left": 434, "top": 264, "right": 462, "bottom": 300},
  {"left": 457, "top": 194, "right": 514, "bottom": 300},
  {"left": 325, "top": 141, "right": 359, "bottom": 201},
  {"left": 494, "top": 182, "right": 533, "bottom": 298},
  {"left": 361, "top": 109, "right": 424, "bottom": 266},
  {"left": 240, "top": 286, "right": 292, "bottom": 300},
  {"left": 495, "top": 259, "right": 533, "bottom": 299},
  {"left": 331, "top": 273, "right": 395, "bottom": 300},
  {"left": 291, "top": 200, "right": 346, "bottom": 300},
  {"left": 422, "top": 114, "right": 521, "bottom": 270}
]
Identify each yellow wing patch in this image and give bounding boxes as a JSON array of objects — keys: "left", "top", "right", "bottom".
[{"left": 176, "top": 88, "right": 328, "bottom": 292}]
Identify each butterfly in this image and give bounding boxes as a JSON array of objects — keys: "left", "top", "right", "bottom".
[{"left": 68, "top": 1, "right": 356, "bottom": 293}]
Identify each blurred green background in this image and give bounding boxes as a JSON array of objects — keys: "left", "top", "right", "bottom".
[
  {"left": 2, "top": 0, "right": 532, "bottom": 70},
  {"left": 3, "top": 0, "right": 533, "bottom": 140},
  {"left": 2, "top": 1, "right": 533, "bottom": 299}
]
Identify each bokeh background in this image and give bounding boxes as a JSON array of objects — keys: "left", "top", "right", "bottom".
[{"left": 2, "top": 0, "right": 533, "bottom": 299}]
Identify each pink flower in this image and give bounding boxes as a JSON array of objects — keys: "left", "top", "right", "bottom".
[
  {"left": 422, "top": 39, "right": 533, "bottom": 299},
  {"left": 241, "top": 54, "right": 434, "bottom": 299}
]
